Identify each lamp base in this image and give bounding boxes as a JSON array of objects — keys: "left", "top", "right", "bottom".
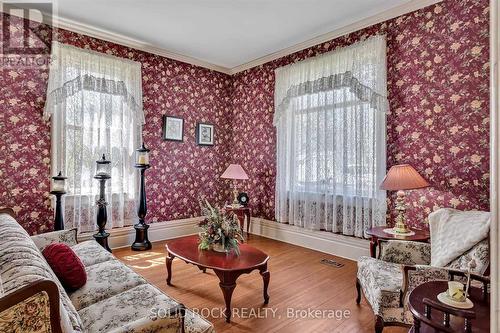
[
  {"left": 131, "top": 223, "right": 152, "bottom": 251},
  {"left": 231, "top": 182, "right": 240, "bottom": 207},
  {"left": 392, "top": 222, "right": 411, "bottom": 234},
  {"left": 392, "top": 190, "right": 412, "bottom": 234}
]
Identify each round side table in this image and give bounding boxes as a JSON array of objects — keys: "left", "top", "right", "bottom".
[
  {"left": 366, "top": 226, "right": 430, "bottom": 258},
  {"left": 408, "top": 280, "right": 489, "bottom": 333}
]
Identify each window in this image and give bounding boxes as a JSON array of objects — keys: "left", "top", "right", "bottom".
[
  {"left": 274, "top": 36, "right": 388, "bottom": 237},
  {"left": 63, "top": 88, "right": 138, "bottom": 196},
  {"left": 292, "top": 88, "right": 376, "bottom": 195},
  {"left": 45, "top": 43, "right": 143, "bottom": 231}
]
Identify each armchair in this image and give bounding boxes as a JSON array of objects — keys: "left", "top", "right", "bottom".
[{"left": 356, "top": 238, "right": 489, "bottom": 333}]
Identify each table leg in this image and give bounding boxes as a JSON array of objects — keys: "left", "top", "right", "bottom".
[
  {"left": 370, "top": 236, "right": 378, "bottom": 258},
  {"left": 245, "top": 210, "right": 251, "bottom": 239},
  {"left": 166, "top": 252, "right": 175, "bottom": 285},
  {"left": 219, "top": 281, "right": 236, "bottom": 323},
  {"left": 260, "top": 265, "right": 270, "bottom": 304},
  {"left": 215, "top": 270, "right": 239, "bottom": 323}
]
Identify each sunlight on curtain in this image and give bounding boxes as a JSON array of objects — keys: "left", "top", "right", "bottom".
[
  {"left": 274, "top": 35, "right": 388, "bottom": 238},
  {"left": 44, "top": 42, "right": 143, "bottom": 232}
]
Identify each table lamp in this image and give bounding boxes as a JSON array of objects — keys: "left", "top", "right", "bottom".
[
  {"left": 221, "top": 164, "right": 249, "bottom": 208},
  {"left": 380, "top": 164, "right": 429, "bottom": 234}
]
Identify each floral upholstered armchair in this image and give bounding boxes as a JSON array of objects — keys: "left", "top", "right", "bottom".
[{"left": 355, "top": 238, "right": 489, "bottom": 333}]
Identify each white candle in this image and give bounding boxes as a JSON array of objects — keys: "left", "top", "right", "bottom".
[
  {"left": 138, "top": 155, "right": 149, "bottom": 165},
  {"left": 52, "top": 182, "right": 64, "bottom": 192}
]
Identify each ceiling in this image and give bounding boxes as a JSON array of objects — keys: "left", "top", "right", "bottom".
[
  {"left": 9, "top": 0, "right": 440, "bottom": 73},
  {"left": 54, "top": 1, "right": 424, "bottom": 68}
]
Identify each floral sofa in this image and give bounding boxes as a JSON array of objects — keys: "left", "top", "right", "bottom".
[{"left": 0, "top": 211, "right": 214, "bottom": 333}]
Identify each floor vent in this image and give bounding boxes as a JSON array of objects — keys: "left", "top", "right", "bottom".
[{"left": 320, "top": 258, "right": 344, "bottom": 268}]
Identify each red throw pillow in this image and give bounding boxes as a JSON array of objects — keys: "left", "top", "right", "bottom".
[{"left": 42, "top": 243, "right": 87, "bottom": 290}]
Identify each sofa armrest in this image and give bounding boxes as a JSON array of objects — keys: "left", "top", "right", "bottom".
[
  {"left": 0, "top": 279, "right": 62, "bottom": 333},
  {"left": 378, "top": 240, "right": 431, "bottom": 265},
  {"left": 31, "top": 228, "right": 78, "bottom": 252},
  {"left": 0, "top": 208, "right": 15, "bottom": 217},
  {"left": 108, "top": 304, "right": 186, "bottom": 333}
]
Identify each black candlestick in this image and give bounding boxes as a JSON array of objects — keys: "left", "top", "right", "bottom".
[
  {"left": 50, "top": 191, "right": 66, "bottom": 231},
  {"left": 94, "top": 154, "right": 112, "bottom": 252},
  {"left": 132, "top": 164, "right": 152, "bottom": 251}
]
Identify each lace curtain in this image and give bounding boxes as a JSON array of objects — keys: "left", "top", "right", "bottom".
[
  {"left": 274, "top": 35, "right": 388, "bottom": 238},
  {"left": 44, "top": 42, "right": 144, "bottom": 232}
]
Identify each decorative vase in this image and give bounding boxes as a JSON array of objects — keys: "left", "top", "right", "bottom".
[{"left": 212, "top": 243, "right": 226, "bottom": 253}]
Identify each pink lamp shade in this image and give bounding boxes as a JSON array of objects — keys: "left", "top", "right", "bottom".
[
  {"left": 380, "top": 164, "right": 429, "bottom": 191},
  {"left": 220, "top": 164, "right": 249, "bottom": 180}
]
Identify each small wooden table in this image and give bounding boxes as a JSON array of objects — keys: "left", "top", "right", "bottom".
[
  {"left": 408, "top": 281, "right": 489, "bottom": 332},
  {"left": 225, "top": 206, "right": 252, "bottom": 238},
  {"left": 366, "top": 226, "right": 430, "bottom": 258},
  {"left": 165, "top": 235, "right": 269, "bottom": 323}
]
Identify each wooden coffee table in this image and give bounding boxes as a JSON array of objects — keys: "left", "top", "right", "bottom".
[{"left": 165, "top": 235, "right": 270, "bottom": 323}]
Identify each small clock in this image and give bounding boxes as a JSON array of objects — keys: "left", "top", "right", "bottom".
[{"left": 237, "top": 192, "right": 249, "bottom": 206}]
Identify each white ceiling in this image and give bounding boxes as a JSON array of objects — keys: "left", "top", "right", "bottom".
[{"left": 51, "top": 0, "right": 417, "bottom": 69}]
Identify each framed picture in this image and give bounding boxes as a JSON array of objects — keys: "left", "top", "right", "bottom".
[
  {"left": 196, "top": 123, "right": 215, "bottom": 146},
  {"left": 162, "top": 115, "right": 184, "bottom": 142}
]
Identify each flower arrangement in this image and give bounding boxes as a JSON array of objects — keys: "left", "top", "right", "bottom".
[{"left": 198, "top": 200, "right": 244, "bottom": 255}]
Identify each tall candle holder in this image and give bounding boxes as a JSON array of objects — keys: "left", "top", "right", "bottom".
[
  {"left": 94, "top": 154, "right": 112, "bottom": 252},
  {"left": 50, "top": 171, "right": 67, "bottom": 231},
  {"left": 132, "top": 143, "right": 152, "bottom": 251}
]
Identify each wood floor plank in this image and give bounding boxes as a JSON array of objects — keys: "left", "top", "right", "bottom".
[{"left": 113, "top": 235, "right": 408, "bottom": 333}]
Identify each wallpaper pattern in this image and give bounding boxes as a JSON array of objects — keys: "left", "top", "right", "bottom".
[
  {"left": 0, "top": 14, "right": 233, "bottom": 234},
  {"left": 230, "top": 0, "right": 490, "bottom": 228},
  {"left": 0, "top": 0, "right": 490, "bottom": 234}
]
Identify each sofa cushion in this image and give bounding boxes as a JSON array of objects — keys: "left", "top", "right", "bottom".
[
  {"left": 78, "top": 284, "right": 214, "bottom": 333},
  {"left": 71, "top": 240, "right": 115, "bottom": 267},
  {"left": 43, "top": 243, "right": 87, "bottom": 290},
  {"left": 31, "top": 228, "right": 78, "bottom": 252},
  {"left": 357, "top": 256, "right": 403, "bottom": 315},
  {"left": 69, "top": 259, "right": 147, "bottom": 310},
  {"left": 0, "top": 213, "right": 84, "bottom": 332}
]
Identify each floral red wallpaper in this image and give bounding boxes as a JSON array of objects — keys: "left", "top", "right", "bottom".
[
  {"left": 230, "top": 0, "right": 490, "bottom": 229},
  {"left": 0, "top": 14, "right": 233, "bottom": 234},
  {"left": 0, "top": 0, "right": 490, "bottom": 234}
]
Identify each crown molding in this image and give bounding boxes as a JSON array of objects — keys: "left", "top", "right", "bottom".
[
  {"left": 51, "top": 15, "right": 233, "bottom": 74},
  {"left": 1, "top": 6, "right": 232, "bottom": 74},
  {"left": 2, "top": 0, "right": 442, "bottom": 75},
  {"left": 228, "top": 0, "right": 443, "bottom": 74}
]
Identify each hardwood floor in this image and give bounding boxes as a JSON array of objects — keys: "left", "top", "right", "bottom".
[{"left": 113, "top": 235, "right": 408, "bottom": 333}]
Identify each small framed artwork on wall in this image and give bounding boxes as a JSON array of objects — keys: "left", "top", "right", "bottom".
[
  {"left": 163, "top": 115, "right": 184, "bottom": 142},
  {"left": 196, "top": 123, "right": 215, "bottom": 146}
]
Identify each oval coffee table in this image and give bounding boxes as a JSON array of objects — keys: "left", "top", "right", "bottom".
[{"left": 165, "top": 235, "right": 270, "bottom": 323}]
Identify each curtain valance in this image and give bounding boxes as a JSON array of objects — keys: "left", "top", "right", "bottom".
[
  {"left": 44, "top": 42, "right": 144, "bottom": 124},
  {"left": 274, "top": 35, "right": 388, "bottom": 126}
]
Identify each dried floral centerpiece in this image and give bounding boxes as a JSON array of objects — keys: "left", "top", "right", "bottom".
[{"left": 198, "top": 200, "right": 244, "bottom": 255}]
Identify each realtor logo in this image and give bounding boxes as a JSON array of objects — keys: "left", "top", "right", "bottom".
[{"left": 1, "top": 1, "right": 54, "bottom": 68}]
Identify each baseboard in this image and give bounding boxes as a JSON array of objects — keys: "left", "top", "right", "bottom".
[
  {"left": 78, "top": 216, "right": 369, "bottom": 260},
  {"left": 249, "top": 218, "right": 369, "bottom": 261},
  {"left": 78, "top": 216, "right": 203, "bottom": 249}
]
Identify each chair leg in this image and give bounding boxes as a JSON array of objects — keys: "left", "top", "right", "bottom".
[
  {"left": 355, "top": 278, "right": 361, "bottom": 304},
  {"left": 375, "top": 315, "right": 384, "bottom": 333}
]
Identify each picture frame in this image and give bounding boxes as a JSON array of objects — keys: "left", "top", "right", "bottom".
[
  {"left": 196, "top": 122, "right": 215, "bottom": 146},
  {"left": 162, "top": 115, "right": 184, "bottom": 142}
]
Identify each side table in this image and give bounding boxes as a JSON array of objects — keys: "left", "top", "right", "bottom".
[
  {"left": 366, "top": 226, "right": 430, "bottom": 258},
  {"left": 408, "top": 280, "right": 489, "bottom": 332},
  {"left": 225, "top": 206, "right": 251, "bottom": 238}
]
